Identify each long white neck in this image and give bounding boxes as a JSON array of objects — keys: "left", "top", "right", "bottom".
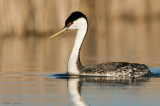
[{"left": 67, "top": 18, "right": 88, "bottom": 75}]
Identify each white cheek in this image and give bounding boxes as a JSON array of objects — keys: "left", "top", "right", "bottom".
[
  {"left": 68, "top": 24, "right": 77, "bottom": 30},
  {"left": 68, "top": 25, "right": 74, "bottom": 29},
  {"left": 68, "top": 18, "right": 87, "bottom": 30}
]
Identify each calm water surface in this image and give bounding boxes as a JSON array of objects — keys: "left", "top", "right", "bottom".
[
  {"left": 0, "top": 68, "right": 160, "bottom": 106},
  {"left": 0, "top": 20, "right": 160, "bottom": 106}
]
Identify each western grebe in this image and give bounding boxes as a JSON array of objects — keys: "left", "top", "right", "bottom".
[{"left": 50, "top": 11, "right": 150, "bottom": 77}]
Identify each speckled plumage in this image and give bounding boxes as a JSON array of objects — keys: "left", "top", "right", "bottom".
[
  {"left": 52, "top": 11, "right": 151, "bottom": 77},
  {"left": 81, "top": 62, "right": 150, "bottom": 77}
]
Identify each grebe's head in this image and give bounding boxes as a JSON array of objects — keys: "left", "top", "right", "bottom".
[
  {"left": 50, "top": 11, "right": 87, "bottom": 38},
  {"left": 65, "top": 11, "right": 87, "bottom": 30}
]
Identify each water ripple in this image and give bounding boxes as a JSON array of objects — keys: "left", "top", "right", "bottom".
[{"left": 149, "top": 67, "right": 160, "bottom": 77}]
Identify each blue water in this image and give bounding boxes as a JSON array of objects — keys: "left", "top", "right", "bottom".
[
  {"left": 0, "top": 67, "right": 160, "bottom": 106},
  {"left": 149, "top": 67, "right": 160, "bottom": 76},
  {"left": 49, "top": 67, "right": 160, "bottom": 106}
]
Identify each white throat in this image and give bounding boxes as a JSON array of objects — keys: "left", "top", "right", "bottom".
[{"left": 67, "top": 18, "right": 88, "bottom": 75}]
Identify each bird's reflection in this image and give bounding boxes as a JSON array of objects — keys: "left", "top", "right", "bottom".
[
  {"left": 68, "top": 78, "right": 87, "bottom": 106},
  {"left": 81, "top": 77, "right": 149, "bottom": 86},
  {"left": 53, "top": 74, "right": 149, "bottom": 106}
]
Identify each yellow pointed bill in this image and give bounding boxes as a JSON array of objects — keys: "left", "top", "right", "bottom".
[{"left": 49, "top": 27, "right": 69, "bottom": 38}]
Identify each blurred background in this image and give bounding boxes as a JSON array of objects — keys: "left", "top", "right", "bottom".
[{"left": 0, "top": 0, "right": 160, "bottom": 73}]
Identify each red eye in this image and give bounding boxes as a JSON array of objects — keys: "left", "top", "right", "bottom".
[{"left": 68, "top": 22, "right": 72, "bottom": 25}]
